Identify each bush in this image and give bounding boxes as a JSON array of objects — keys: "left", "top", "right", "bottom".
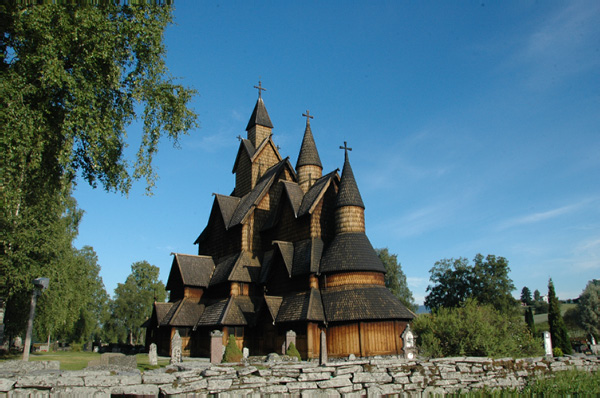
[
  {"left": 222, "top": 335, "right": 242, "bottom": 363},
  {"left": 285, "top": 342, "right": 301, "bottom": 361},
  {"left": 412, "top": 299, "right": 543, "bottom": 358},
  {"left": 70, "top": 343, "right": 83, "bottom": 352},
  {"left": 522, "top": 370, "right": 600, "bottom": 394},
  {"left": 553, "top": 347, "right": 563, "bottom": 357}
]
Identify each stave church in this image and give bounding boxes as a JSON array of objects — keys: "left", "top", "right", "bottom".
[{"left": 145, "top": 84, "right": 415, "bottom": 359}]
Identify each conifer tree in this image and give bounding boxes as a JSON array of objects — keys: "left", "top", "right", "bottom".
[
  {"left": 525, "top": 306, "right": 536, "bottom": 336},
  {"left": 547, "top": 279, "right": 572, "bottom": 354}
]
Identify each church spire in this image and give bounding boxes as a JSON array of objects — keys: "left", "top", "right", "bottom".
[
  {"left": 246, "top": 80, "right": 273, "bottom": 146},
  {"left": 296, "top": 110, "right": 323, "bottom": 192},
  {"left": 335, "top": 142, "right": 365, "bottom": 209}
]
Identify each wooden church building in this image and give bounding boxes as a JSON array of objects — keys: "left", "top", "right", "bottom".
[{"left": 145, "top": 84, "right": 415, "bottom": 359}]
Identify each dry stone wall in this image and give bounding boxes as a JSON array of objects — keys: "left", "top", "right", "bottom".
[{"left": 1, "top": 355, "right": 599, "bottom": 397}]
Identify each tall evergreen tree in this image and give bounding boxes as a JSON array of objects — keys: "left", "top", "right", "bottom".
[
  {"left": 525, "top": 306, "right": 536, "bottom": 336},
  {"left": 547, "top": 279, "right": 572, "bottom": 354},
  {"left": 520, "top": 286, "right": 533, "bottom": 306},
  {"left": 376, "top": 248, "right": 417, "bottom": 311}
]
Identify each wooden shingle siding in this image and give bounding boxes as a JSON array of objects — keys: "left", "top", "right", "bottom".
[
  {"left": 324, "top": 272, "right": 385, "bottom": 288},
  {"left": 298, "top": 164, "right": 323, "bottom": 193},
  {"left": 235, "top": 151, "right": 253, "bottom": 197},
  {"left": 335, "top": 206, "right": 365, "bottom": 234}
]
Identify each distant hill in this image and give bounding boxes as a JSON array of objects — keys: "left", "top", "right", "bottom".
[{"left": 416, "top": 305, "right": 429, "bottom": 314}]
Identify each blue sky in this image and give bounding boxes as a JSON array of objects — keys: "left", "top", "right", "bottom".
[{"left": 73, "top": 1, "right": 600, "bottom": 304}]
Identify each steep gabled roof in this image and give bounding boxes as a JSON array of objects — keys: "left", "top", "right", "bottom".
[
  {"left": 320, "top": 233, "right": 386, "bottom": 274},
  {"left": 264, "top": 295, "right": 283, "bottom": 322},
  {"left": 229, "top": 251, "right": 261, "bottom": 282},
  {"left": 168, "top": 298, "right": 205, "bottom": 327},
  {"left": 228, "top": 158, "right": 296, "bottom": 227},
  {"left": 281, "top": 181, "right": 304, "bottom": 217},
  {"left": 232, "top": 137, "right": 282, "bottom": 174},
  {"left": 273, "top": 241, "right": 294, "bottom": 277},
  {"left": 195, "top": 297, "right": 249, "bottom": 327},
  {"left": 292, "top": 238, "right": 324, "bottom": 276},
  {"left": 336, "top": 150, "right": 365, "bottom": 209},
  {"left": 276, "top": 288, "right": 325, "bottom": 323},
  {"left": 246, "top": 97, "right": 273, "bottom": 130},
  {"left": 214, "top": 195, "right": 241, "bottom": 228},
  {"left": 296, "top": 120, "right": 322, "bottom": 169},
  {"left": 160, "top": 299, "right": 181, "bottom": 326},
  {"left": 195, "top": 299, "right": 229, "bottom": 327},
  {"left": 209, "top": 253, "right": 239, "bottom": 286},
  {"left": 298, "top": 170, "right": 339, "bottom": 216},
  {"left": 166, "top": 254, "right": 215, "bottom": 290},
  {"left": 151, "top": 302, "right": 175, "bottom": 327},
  {"left": 321, "top": 285, "right": 415, "bottom": 322}
]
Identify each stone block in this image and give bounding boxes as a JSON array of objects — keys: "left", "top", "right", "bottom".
[
  {"left": 203, "top": 366, "right": 236, "bottom": 376},
  {"left": 237, "top": 366, "right": 258, "bottom": 376},
  {"left": 49, "top": 386, "right": 111, "bottom": 397},
  {"left": 239, "top": 375, "right": 267, "bottom": 387},
  {"left": 207, "top": 378, "right": 233, "bottom": 391},
  {"left": 265, "top": 376, "right": 296, "bottom": 384},
  {"left": 0, "top": 379, "right": 15, "bottom": 392},
  {"left": 142, "top": 372, "right": 177, "bottom": 385},
  {"left": 303, "top": 366, "right": 335, "bottom": 373},
  {"left": 352, "top": 372, "right": 392, "bottom": 384},
  {"left": 316, "top": 375, "right": 352, "bottom": 388},
  {"left": 393, "top": 376, "right": 409, "bottom": 384},
  {"left": 84, "top": 373, "right": 141, "bottom": 387},
  {"left": 259, "top": 385, "right": 288, "bottom": 393},
  {"left": 334, "top": 365, "right": 363, "bottom": 376},
  {"left": 298, "top": 372, "right": 332, "bottom": 381},
  {"left": 302, "top": 388, "right": 340, "bottom": 397},
  {"left": 159, "top": 379, "right": 208, "bottom": 395},
  {"left": 257, "top": 369, "right": 272, "bottom": 377},
  {"left": 110, "top": 384, "right": 159, "bottom": 396},
  {"left": 286, "top": 381, "right": 318, "bottom": 391}
]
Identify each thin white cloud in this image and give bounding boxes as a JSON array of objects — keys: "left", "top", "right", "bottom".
[{"left": 498, "top": 199, "right": 592, "bottom": 231}]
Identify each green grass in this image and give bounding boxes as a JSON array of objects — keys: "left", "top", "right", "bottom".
[{"left": 0, "top": 351, "right": 169, "bottom": 371}]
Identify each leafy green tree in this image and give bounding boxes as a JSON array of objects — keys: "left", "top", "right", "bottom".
[
  {"left": 376, "top": 248, "right": 416, "bottom": 311},
  {"left": 111, "top": 261, "right": 166, "bottom": 345},
  {"left": 577, "top": 279, "right": 600, "bottom": 341},
  {"left": 1, "top": 2, "right": 197, "bottom": 335},
  {"left": 547, "top": 279, "right": 572, "bottom": 354},
  {"left": 521, "top": 286, "right": 533, "bottom": 306},
  {"left": 424, "top": 254, "right": 517, "bottom": 313},
  {"left": 533, "top": 289, "right": 541, "bottom": 302},
  {"left": 412, "top": 299, "right": 543, "bottom": 358}
]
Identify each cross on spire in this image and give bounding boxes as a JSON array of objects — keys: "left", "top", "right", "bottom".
[
  {"left": 302, "top": 110, "right": 314, "bottom": 124},
  {"left": 254, "top": 80, "right": 266, "bottom": 98},
  {"left": 237, "top": 135, "right": 243, "bottom": 142},
  {"left": 339, "top": 141, "right": 352, "bottom": 154}
]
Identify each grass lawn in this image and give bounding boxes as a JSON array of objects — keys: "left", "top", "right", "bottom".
[{"left": 0, "top": 351, "right": 169, "bottom": 371}]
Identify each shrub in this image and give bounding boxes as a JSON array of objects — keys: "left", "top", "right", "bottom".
[
  {"left": 553, "top": 347, "right": 563, "bottom": 357},
  {"left": 285, "top": 342, "right": 301, "bottom": 361},
  {"left": 522, "top": 370, "right": 600, "bottom": 394},
  {"left": 412, "top": 298, "right": 543, "bottom": 358},
  {"left": 70, "top": 343, "right": 83, "bottom": 352},
  {"left": 222, "top": 335, "right": 242, "bottom": 363}
]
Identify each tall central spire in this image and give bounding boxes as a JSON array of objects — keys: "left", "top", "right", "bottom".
[{"left": 246, "top": 80, "right": 273, "bottom": 146}]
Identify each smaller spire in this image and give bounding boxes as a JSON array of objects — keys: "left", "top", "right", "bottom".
[
  {"left": 336, "top": 142, "right": 365, "bottom": 209},
  {"left": 296, "top": 110, "right": 322, "bottom": 169}
]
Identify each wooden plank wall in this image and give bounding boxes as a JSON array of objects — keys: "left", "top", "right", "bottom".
[{"left": 327, "top": 321, "right": 406, "bottom": 357}]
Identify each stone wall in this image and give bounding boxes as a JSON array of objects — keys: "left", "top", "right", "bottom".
[{"left": 1, "top": 355, "right": 599, "bottom": 397}]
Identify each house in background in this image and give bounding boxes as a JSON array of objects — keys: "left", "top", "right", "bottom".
[{"left": 145, "top": 85, "right": 415, "bottom": 358}]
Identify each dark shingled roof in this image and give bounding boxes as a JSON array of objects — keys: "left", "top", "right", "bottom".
[
  {"left": 264, "top": 295, "right": 283, "bottom": 322},
  {"left": 321, "top": 285, "right": 415, "bottom": 322},
  {"left": 320, "top": 233, "right": 386, "bottom": 274},
  {"left": 221, "top": 298, "right": 248, "bottom": 325},
  {"left": 215, "top": 195, "right": 241, "bottom": 228},
  {"left": 259, "top": 250, "right": 275, "bottom": 284},
  {"left": 292, "top": 238, "right": 323, "bottom": 276},
  {"left": 296, "top": 121, "right": 322, "bottom": 169},
  {"left": 335, "top": 150, "right": 364, "bottom": 209},
  {"left": 276, "top": 289, "right": 325, "bottom": 323},
  {"left": 196, "top": 299, "right": 228, "bottom": 327},
  {"left": 235, "top": 296, "right": 261, "bottom": 327},
  {"left": 281, "top": 181, "right": 304, "bottom": 217},
  {"left": 273, "top": 241, "right": 294, "bottom": 277},
  {"left": 229, "top": 251, "right": 261, "bottom": 283},
  {"left": 160, "top": 300, "right": 181, "bottom": 326},
  {"left": 229, "top": 159, "right": 294, "bottom": 227},
  {"left": 166, "top": 254, "right": 215, "bottom": 290},
  {"left": 298, "top": 170, "right": 339, "bottom": 216},
  {"left": 209, "top": 253, "right": 239, "bottom": 286},
  {"left": 246, "top": 97, "right": 273, "bottom": 130},
  {"left": 169, "top": 298, "right": 205, "bottom": 327},
  {"left": 154, "top": 302, "right": 175, "bottom": 326}
]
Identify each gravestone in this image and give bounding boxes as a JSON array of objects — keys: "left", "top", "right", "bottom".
[
  {"left": 320, "top": 330, "right": 327, "bottom": 365},
  {"left": 285, "top": 330, "right": 296, "bottom": 352},
  {"left": 543, "top": 331, "right": 553, "bottom": 356},
  {"left": 243, "top": 347, "right": 249, "bottom": 359},
  {"left": 149, "top": 343, "right": 158, "bottom": 366},
  {"left": 170, "top": 330, "right": 182, "bottom": 364},
  {"left": 402, "top": 324, "right": 418, "bottom": 360},
  {"left": 14, "top": 336, "right": 22, "bottom": 350},
  {"left": 210, "top": 330, "right": 224, "bottom": 364}
]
